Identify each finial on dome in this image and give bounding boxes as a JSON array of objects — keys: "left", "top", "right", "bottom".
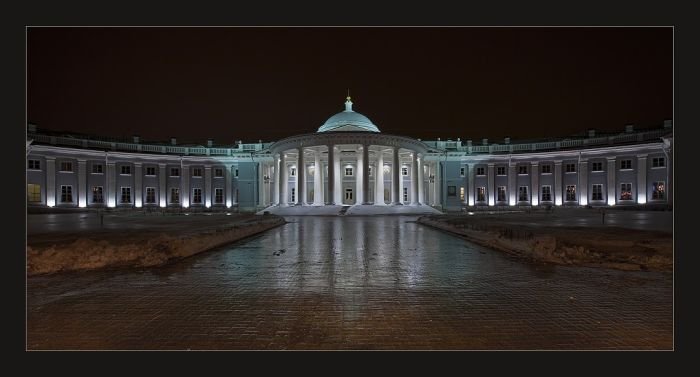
[{"left": 344, "top": 90, "right": 353, "bottom": 112}]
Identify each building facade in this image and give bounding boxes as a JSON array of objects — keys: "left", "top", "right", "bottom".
[{"left": 26, "top": 97, "right": 673, "bottom": 212}]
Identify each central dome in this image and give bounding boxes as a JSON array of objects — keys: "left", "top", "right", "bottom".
[{"left": 317, "top": 97, "right": 380, "bottom": 133}]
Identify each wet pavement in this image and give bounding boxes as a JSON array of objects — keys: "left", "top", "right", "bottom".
[{"left": 27, "top": 216, "right": 673, "bottom": 350}]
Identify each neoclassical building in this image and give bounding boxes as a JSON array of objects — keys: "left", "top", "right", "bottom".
[{"left": 26, "top": 96, "right": 673, "bottom": 212}]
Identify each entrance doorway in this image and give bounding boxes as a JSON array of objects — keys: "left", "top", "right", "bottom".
[{"left": 344, "top": 188, "right": 354, "bottom": 205}]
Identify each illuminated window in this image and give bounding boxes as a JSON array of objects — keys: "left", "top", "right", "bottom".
[
  {"left": 92, "top": 164, "right": 103, "bottom": 174},
  {"left": 60, "top": 185, "right": 73, "bottom": 203},
  {"left": 120, "top": 187, "right": 131, "bottom": 203},
  {"left": 145, "top": 167, "right": 156, "bottom": 176},
  {"left": 92, "top": 186, "right": 104, "bottom": 203},
  {"left": 566, "top": 185, "right": 576, "bottom": 201},
  {"left": 541, "top": 186, "right": 552, "bottom": 201},
  {"left": 620, "top": 160, "right": 632, "bottom": 170},
  {"left": 170, "top": 188, "right": 179, "bottom": 203},
  {"left": 215, "top": 188, "right": 224, "bottom": 204},
  {"left": 497, "top": 186, "right": 506, "bottom": 202},
  {"left": 496, "top": 166, "right": 506, "bottom": 176},
  {"left": 120, "top": 165, "right": 131, "bottom": 175},
  {"left": 27, "top": 184, "right": 41, "bottom": 202},
  {"left": 476, "top": 187, "right": 486, "bottom": 202},
  {"left": 192, "top": 188, "right": 202, "bottom": 204},
  {"left": 192, "top": 168, "right": 202, "bottom": 177},
  {"left": 619, "top": 183, "right": 632, "bottom": 200},
  {"left": 652, "top": 157, "right": 665, "bottom": 168},
  {"left": 170, "top": 168, "right": 180, "bottom": 177},
  {"left": 565, "top": 163, "right": 576, "bottom": 173},
  {"left": 60, "top": 162, "right": 73, "bottom": 172},
  {"left": 459, "top": 187, "right": 464, "bottom": 200},
  {"left": 592, "top": 184, "right": 603, "bottom": 201},
  {"left": 518, "top": 186, "right": 528, "bottom": 202},
  {"left": 145, "top": 187, "right": 156, "bottom": 204},
  {"left": 541, "top": 165, "right": 552, "bottom": 174},
  {"left": 652, "top": 181, "right": 665, "bottom": 200},
  {"left": 518, "top": 165, "right": 528, "bottom": 175},
  {"left": 28, "top": 160, "right": 41, "bottom": 170}
]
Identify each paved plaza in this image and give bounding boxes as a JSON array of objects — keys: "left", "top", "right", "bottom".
[{"left": 27, "top": 216, "right": 672, "bottom": 350}]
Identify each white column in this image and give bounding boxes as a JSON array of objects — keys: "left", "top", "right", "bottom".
[
  {"left": 334, "top": 146, "right": 342, "bottom": 205},
  {"left": 314, "top": 150, "right": 323, "bottom": 205},
  {"left": 637, "top": 154, "right": 647, "bottom": 204},
  {"left": 355, "top": 146, "right": 363, "bottom": 205},
  {"left": 579, "top": 160, "right": 588, "bottom": 205},
  {"left": 392, "top": 147, "right": 401, "bottom": 205},
  {"left": 554, "top": 160, "right": 563, "bottom": 206},
  {"left": 326, "top": 145, "right": 334, "bottom": 205},
  {"left": 607, "top": 157, "right": 616, "bottom": 206},
  {"left": 134, "top": 162, "right": 142, "bottom": 208},
  {"left": 434, "top": 161, "right": 441, "bottom": 206},
  {"left": 205, "top": 165, "right": 212, "bottom": 208},
  {"left": 181, "top": 164, "right": 190, "bottom": 208},
  {"left": 467, "top": 163, "right": 474, "bottom": 206},
  {"left": 508, "top": 163, "right": 516, "bottom": 206},
  {"left": 362, "top": 144, "right": 370, "bottom": 204},
  {"left": 257, "top": 162, "right": 265, "bottom": 208},
  {"left": 273, "top": 155, "right": 280, "bottom": 205},
  {"left": 375, "top": 148, "right": 385, "bottom": 205},
  {"left": 417, "top": 154, "right": 424, "bottom": 205},
  {"left": 531, "top": 162, "right": 539, "bottom": 206},
  {"left": 226, "top": 164, "right": 233, "bottom": 207},
  {"left": 159, "top": 163, "right": 167, "bottom": 207},
  {"left": 411, "top": 152, "right": 419, "bottom": 205},
  {"left": 487, "top": 163, "right": 495, "bottom": 206},
  {"left": 106, "top": 161, "right": 116, "bottom": 207},
  {"left": 281, "top": 153, "right": 288, "bottom": 206},
  {"left": 297, "top": 147, "right": 305, "bottom": 205},
  {"left": 46, "top": 157, "right": 56, "bottom": 207},
  {"left": 78, "top": 159, "right": 87, "bottom": 208}
]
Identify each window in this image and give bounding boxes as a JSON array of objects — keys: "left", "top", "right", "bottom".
[
  {"left": 448, "top": 186, "right": 456, "bottom": 197},
  {"left": 460, "top": 167, "right": 465, "bottom": 177},
  {"left": 620, "top": 160, "right": 632, "bottom": 170},
  {"left": 92, "top": 164, "right": 103, "bottom": 174},
  {"left": 620, "top": 183, "right": 632, "bottom": 200},
  {"left": 565, "top": 163, "right": 576, "bottom": 173},
  {"left": 60, "top": 162, "right": 73, "bottom": 172},
  {"left": 146, "top": 187, "right": 156, "bottom": 204},
  {"left": 120, "top": 165, "right": 131, "bottom": 175},
  {"left": 459, "top": 187, "right": 464, "bottom": 201},
  {"left": 215, "top": 168, "right": 224, "bottom": 178},
  {"left": 497, "top": 166, "right": 506, "bottom": 176},
  {"left": 170, "top": 168, "right": 180, "bottom": 177},
  {"left": 146, "top": 167, "right": 156, "bottom": 176},
  {"left": 476, "top": 187, "right": 486, "bottom": 202},
  {"left": 192, "top": 168, "right": 202, "bottom": 177},
  {"left": 92, "top": 186, "right": 104, "bottom": 203},
  {"left": 291, "top": 188, "right": 296, "bottom": 202},
  {"left": 518, "top": 165, "right": 528, "bottom": 175},
  {"left": 192, "top": 188, "right": 202, "bottom": 204},
  {"left": 541, "top": 165, "right": 552, "bottom": 174},
  {"left": 476, "top": 167, "right": 485, "bottom": 176},
  {"left": 215, "top": 188, "right": 224, "bottom": 204},
  {"left": 497, "top": 186, "right": 506, "bottom": 202},
  {"left": 28, "top": 160, "right": 41, "bottom": 170},
  {"left": 60, "top": 185, "right": 73, "bottom": 203},
  {"left": 566, "top": 185, "right": 576, "bottom": 201},
  {"left": 345, "top": 167, "right": 354, "bottom": 176},
  {"left": 368, "top": 167, "right": 372, "bottom": 176},
  {"left": 403, "top": 187, "right": 408, "bottom": 202},
  {"left": 518, "top": 186, "right": 528, "bottom": 202},
  {"left": 652, "top": 181, "right": 665, "bottom": 200},
  {"left": 290, "top": 167, "right": 296, "bottom": 177},
  {"left": 120, "top": 187, "right": 131, "bottom": 203},
  {"left": 401, "top": 167, "right": 408, "bottom": 176},
  {"left": 592, "top": 184, "right": 603, "bottom": 201},
  {"left": 27, "top": 184, "right": 41, "bottom": 202},
  {"left": 592, "top": 162, "right": 603, "bottom": 172},
  {"left": 652, "top": 157, "right": 665, "bottom": 168},
  {"left": 170, "top": 188, "right": 180, "bottom": 203},
  {"left": 541, "top": 186, "right": 552, "bottom": 202},
  {"left": 235, "top": 168, "right": 239, "bottom": 177}
]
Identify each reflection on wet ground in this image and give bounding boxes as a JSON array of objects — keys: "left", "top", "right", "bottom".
[{"left": 27, "top": 216, "right": 672, "bottom": 350}]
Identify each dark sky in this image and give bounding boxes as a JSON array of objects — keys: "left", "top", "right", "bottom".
[{"left": 28, "top": 27, "right": 672, "bottom": 145}]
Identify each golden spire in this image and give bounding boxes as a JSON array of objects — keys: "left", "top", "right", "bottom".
[{"left": 346, "top": 88, "right": 351, "bottom": 101}]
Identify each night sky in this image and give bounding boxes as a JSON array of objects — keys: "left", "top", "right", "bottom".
[{"left": 28, "top": 27, "right": 672, "bottom": 145}]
